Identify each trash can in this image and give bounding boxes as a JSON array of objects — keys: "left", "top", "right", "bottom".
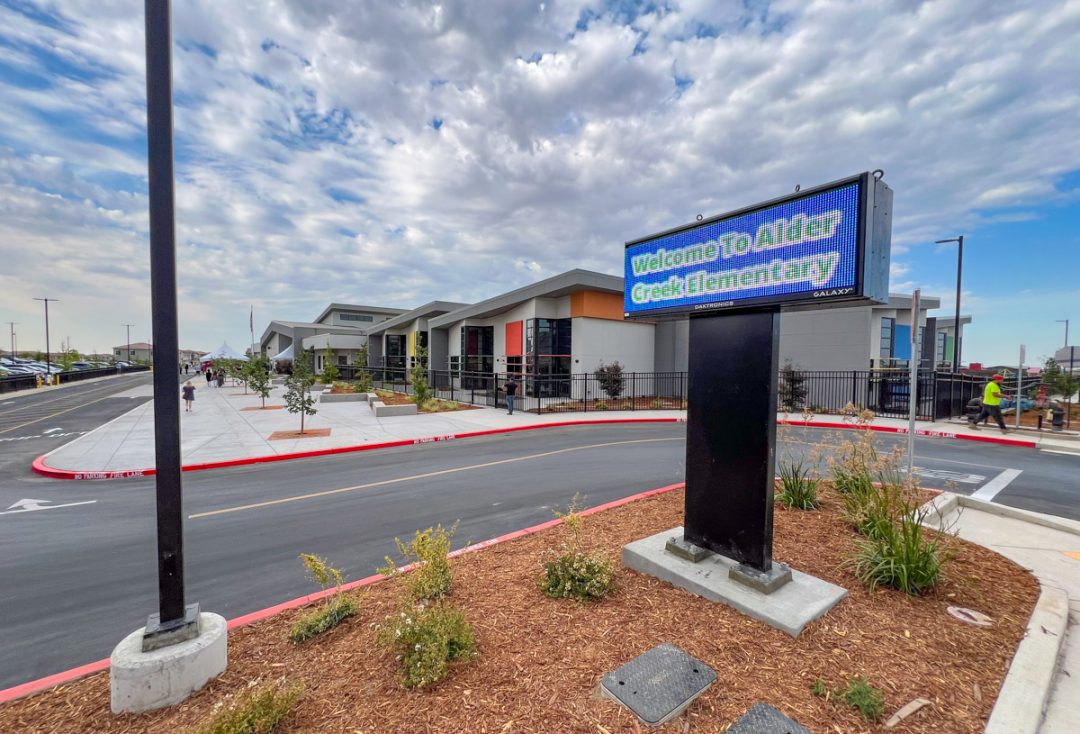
[{"left": 1051, "top": 403, "right": 1066, "bottom": 431}]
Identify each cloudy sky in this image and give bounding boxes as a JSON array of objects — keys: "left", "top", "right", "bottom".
[{"left": 0, "top": 0, "right": 1077, "bottom": 366}]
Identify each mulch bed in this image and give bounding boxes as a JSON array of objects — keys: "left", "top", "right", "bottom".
[
  {"left": 268, "top": 428, "right": 332, "bottom": 440},
  {"left": 544, "top": 396, "right": 687, "bottom": 412},
  {"left": 0, "top": 486, "right": 1037, "bottom": 734},
  {"left": 241, "top": 406, "right": 284, "bottom": 412},
  {"left": 376, "top": 390, "right": 480, "bottom": 412}
]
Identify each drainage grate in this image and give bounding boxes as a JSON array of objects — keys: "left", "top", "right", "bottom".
[
  {"left": 599, "top": 643, "right": 716, "bottom": 726},
  {"left": 726, "top": 702, "right": 811, "bottom": 733}
]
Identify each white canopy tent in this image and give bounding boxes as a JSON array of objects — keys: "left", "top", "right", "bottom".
[
  {"left": 199, "top": 342, "right": 249, "bottom": 363},
  {"left": 270, "top": 344, "right": 294, "bottom": 362}
]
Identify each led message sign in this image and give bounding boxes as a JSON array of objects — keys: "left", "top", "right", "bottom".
[{"left": 624, "top": 172, "right": 891, "bottom": 318}]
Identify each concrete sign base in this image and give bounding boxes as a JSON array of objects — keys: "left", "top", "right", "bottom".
[
  {"left": 110, "top": 612, "right": 227, "bottom": 714},
  {"left": 623, "top": 527, "right": 847, "bottom": 637}
]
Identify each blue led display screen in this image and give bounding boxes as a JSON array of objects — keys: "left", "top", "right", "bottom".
[{"left": 624, "top": 181, "right": 863, "bottom": 316}]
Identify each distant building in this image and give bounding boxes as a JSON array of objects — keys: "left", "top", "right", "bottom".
[
  {"left": 113, "top": 342, "right": 153, "bottom": 363},
  {"left": 179, "top": 349, "right": 204, "bottom": 365},
  {"left": 1054, "top": 346, "right": 1080, "bottom": 373},
  {"left": 259, "top": 303, "right": 409, "bottom": 371}
]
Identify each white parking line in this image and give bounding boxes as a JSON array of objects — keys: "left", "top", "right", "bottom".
[{"left": 970, "top": 468, "right": 1023, "bottom": 502}]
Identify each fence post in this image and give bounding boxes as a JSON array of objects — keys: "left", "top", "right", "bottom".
[{"left": 851, "top": 370, "right": 857, "bottom": 408}]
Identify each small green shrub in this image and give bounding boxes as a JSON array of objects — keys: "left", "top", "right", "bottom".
[
  {"left": 188, "top": 680, "right": 302, "bottom": 734},
  {"left": 776, "top": 457, "right": 819, "bottom": 510},
  {"left": 541, "top": 551, "right": 615, "bottom": 600},
  {"left": 289, "top": 554, "right": 357, "bottom": 643},
  {"left": 380, "top": 522, "right": 458, "bottom": 602},
  {"left": 290, "top": 596, "right": 359, "bottom": 643},
  {"left": 540, "top": 495, "right": 615, "bottom": 601},
  {"left": 592, "top": 401, "right": 609, "bottom": 411},
  {"left": 810, "top": 677, "right": 828, "bottom": 698},
  {"left": 839, "top": 677, "right": 884, "bottom": 721},
  {"left": 649, "top": 398, "right": 664, "bottom": 409},
  {"left": 379, "top": 602, "right": 475, "bottom": 688}
]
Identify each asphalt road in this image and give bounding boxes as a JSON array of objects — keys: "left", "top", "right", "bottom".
[{"left": 0, "top": 381, "right": 1077, "bottom": 690}]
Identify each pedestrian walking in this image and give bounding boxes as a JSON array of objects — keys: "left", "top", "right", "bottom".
[
  {"left": 503, "top": 375, "right": 519, "bottom": 415},
  {"left": 181, "top": 380, "right": 195, "bottom": 412},
  {"left": 969, "top": 373, "right": 1009, "bottom": 433},
  {"left": 217, "top": 369, "right": 225, "bottom": 388},
  {"left": 205, "top": 367, "right": 213, "bottom": 386}
]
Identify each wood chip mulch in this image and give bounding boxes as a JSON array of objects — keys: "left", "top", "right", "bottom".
[
  {"left": 0, "top": 486, "right": 1037, "bottom": 734},
  {"left": 267, "top": 428, "right": 332, "bottom": 440},
  {"left": 241, "top": 406, "right": 284, "bottom": 411}
]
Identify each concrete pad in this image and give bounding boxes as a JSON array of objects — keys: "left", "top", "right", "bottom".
[
  {"left": 110, "top": 612, "right": 227, "bottom": 714},
  {"left": 622, "top": 527, "right": 848, "bottom": 637}
]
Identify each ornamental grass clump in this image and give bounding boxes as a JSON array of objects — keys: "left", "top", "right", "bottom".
[
  {"left": 378, "top": 601, "right": 476, "bottom": 689},
  {"left": 187, "top": 680, "right": 302, "bottom": 734},
  {"left": 776, "top": 457, "right": 820, "bottom": 510},
  {"left": 540, "top": 495, "right": 615, "bottom": 601},
  {"left": 289, "top": 553, "right": 358, "bottom": 644},
  {"left": 380, "top": 521, "right": 458, "bottom": 602}
]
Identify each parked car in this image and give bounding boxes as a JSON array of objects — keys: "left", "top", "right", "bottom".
[{"left": 70, "top": 361, "right": 96, "bottom": 370}]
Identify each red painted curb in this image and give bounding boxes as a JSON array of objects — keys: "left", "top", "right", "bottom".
[
  {"left": 32, "top": 415, "right": 1038, "bottom": 482},
  {"left": 776, "top": 419, "right": 1038, "bottom": 448},
  {"left": 31, "top": 418, "right": 687, "bottom": 481},
  {"left": 0, "top": 481, "right": 684, "bottom": 704}
]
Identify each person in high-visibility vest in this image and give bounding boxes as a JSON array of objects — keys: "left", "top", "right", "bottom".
[{"left": 969, "top": 373, "right": 1008, "bottom": 433}]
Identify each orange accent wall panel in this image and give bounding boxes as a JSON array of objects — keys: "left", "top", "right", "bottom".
[
  {"left": 505, "top": 321, "right": 523, "bottom": 356},
  {"left": 570, "top": 291, "right": 625, "bottom": 321}
]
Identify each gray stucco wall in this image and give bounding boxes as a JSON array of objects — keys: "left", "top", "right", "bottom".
[{"left": 778, "top": 306, "right": 873, "bottom": 371}]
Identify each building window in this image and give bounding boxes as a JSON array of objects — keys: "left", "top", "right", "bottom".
[
  {"left": 880, "top": 317, "right": 894, "bottom": 359},
  {"left": 339, "top": 313, "right": 374, "bottom": 323},
  {"left": 337, "top": 355, "right": 348, "bottom": 366},
  {"left": 449, "top": 355, "right": 461, "bottom": 373}
]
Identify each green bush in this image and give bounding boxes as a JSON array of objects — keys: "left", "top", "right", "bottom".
[
  {"left": 379, "top": 602, "right": 475, "bottom": 689},
  {"left": 380, "top": 522, "right": 458, "bottom": 602},
  {"left": 290, "top": 596, "right": 358, "bottom": 644},
  {"left": 839, "top": 677, "right": 884, "bottom": 721},
  {"left": 592, "top": 401, "right": 609, "bottom": 411},
  {"left": 540, "top": 495, "right": 615, "bottom": 601},
  {"left": 776, "top": 457, "right": 819, "bottom": 510},
  {"left": 810, "top": 677, "right": 828, "bottom": 698},
  {"left": 187, "top": 680, "right": 302, "bottom": 734},
  {"left": 541, "top": 551, "right": 615, "bottom": 600},
  {"left": 289, "top": 553, "right": 357, "bottom": 643}
]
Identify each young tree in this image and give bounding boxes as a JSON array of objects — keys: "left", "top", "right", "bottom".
[
  {"left": 1043, "top": 357, "right": 1078, "bottom": 399},
  {"left": 284, "top": 351, "right": 318, "bottom": 434},
  {"left": 58, "top": 348, "right": 80, "bottom": 372},
  {"left": 321, "top": 344, "right": 339, "bottom": 384},
  {"left": 353, "top": 343, "right": 373, "bottom": 393},
  {"left": 410, "top": 346, "right": 432, "bottom": 406},
  {"left": 778, "top": 359, "right": 808, "bottom": 412},
  {"left": 595, "top": 361, "right": 624, "bottom": 399},
  {"left": 246, "top": 354, "right": 272, "bottom": 407}
]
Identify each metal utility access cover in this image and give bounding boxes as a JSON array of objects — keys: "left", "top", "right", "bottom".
[
  {"left": 600, "top": 643, "right": 716, "bottom": 726},
  {"left": 726, "top": 702, "right": 811, "bottom": 733}
]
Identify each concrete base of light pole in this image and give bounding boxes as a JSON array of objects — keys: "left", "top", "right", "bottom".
[{"left": 110, "top": 612, "right": 227, "bottom": 714}]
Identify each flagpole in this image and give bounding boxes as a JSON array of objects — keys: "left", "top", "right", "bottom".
[{"left": 249, "top": 305, "right": 255, "bottom": 358}]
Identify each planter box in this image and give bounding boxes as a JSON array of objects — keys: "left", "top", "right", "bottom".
[
  {"left": 371, "top": 401, "right": 417, "bottom": 417},
  {"left": 320, "top": 392, "right": 367, "bottom": 403}
]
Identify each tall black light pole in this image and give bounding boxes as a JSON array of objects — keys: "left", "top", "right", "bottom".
[
  {"left": 935, "top": 236, "right": 964, "bottom": 372},
  {"left": 33, "top": 297, "right": 58, "bottom": 377},
  {"left": 1057, "top": 319, "right": 1069, "bottom": 348},
  {"left": 142, "top": 0, "right": 197, "bottom": 646}
]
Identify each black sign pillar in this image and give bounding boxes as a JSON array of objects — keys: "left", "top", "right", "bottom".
[
  {"left": 683, "top": 309, "right": 780, "bottom": 572},
  {"left": 143, "top": 0, "right": 198, "bottom": 649}
]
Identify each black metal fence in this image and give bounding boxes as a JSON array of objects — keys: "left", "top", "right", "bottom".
[
  {"left": 331, "top": 365, "right": 1040, "bottom": 421},
  {"left": 0, "top": 364, "right": 150, "bottom": 394}
]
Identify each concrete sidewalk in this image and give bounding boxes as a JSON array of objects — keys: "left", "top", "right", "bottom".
[
  {"left": 926, "top": 495, "right": 1080, "bottom": 734},
  {"left": 35, "top": 378, "right": 1078, "bottom": 476}
]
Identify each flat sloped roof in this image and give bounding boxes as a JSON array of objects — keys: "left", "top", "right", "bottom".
[
  {"left": 366, "top": 301, "right": 472, "bottom": 335},
  {"left": 429, "top": 269, "right": 622, "bottom": 328}
]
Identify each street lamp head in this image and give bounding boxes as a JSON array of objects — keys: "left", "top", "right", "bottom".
[{"left": 935, "top": 238, "right": 961, "bottom": 244}]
